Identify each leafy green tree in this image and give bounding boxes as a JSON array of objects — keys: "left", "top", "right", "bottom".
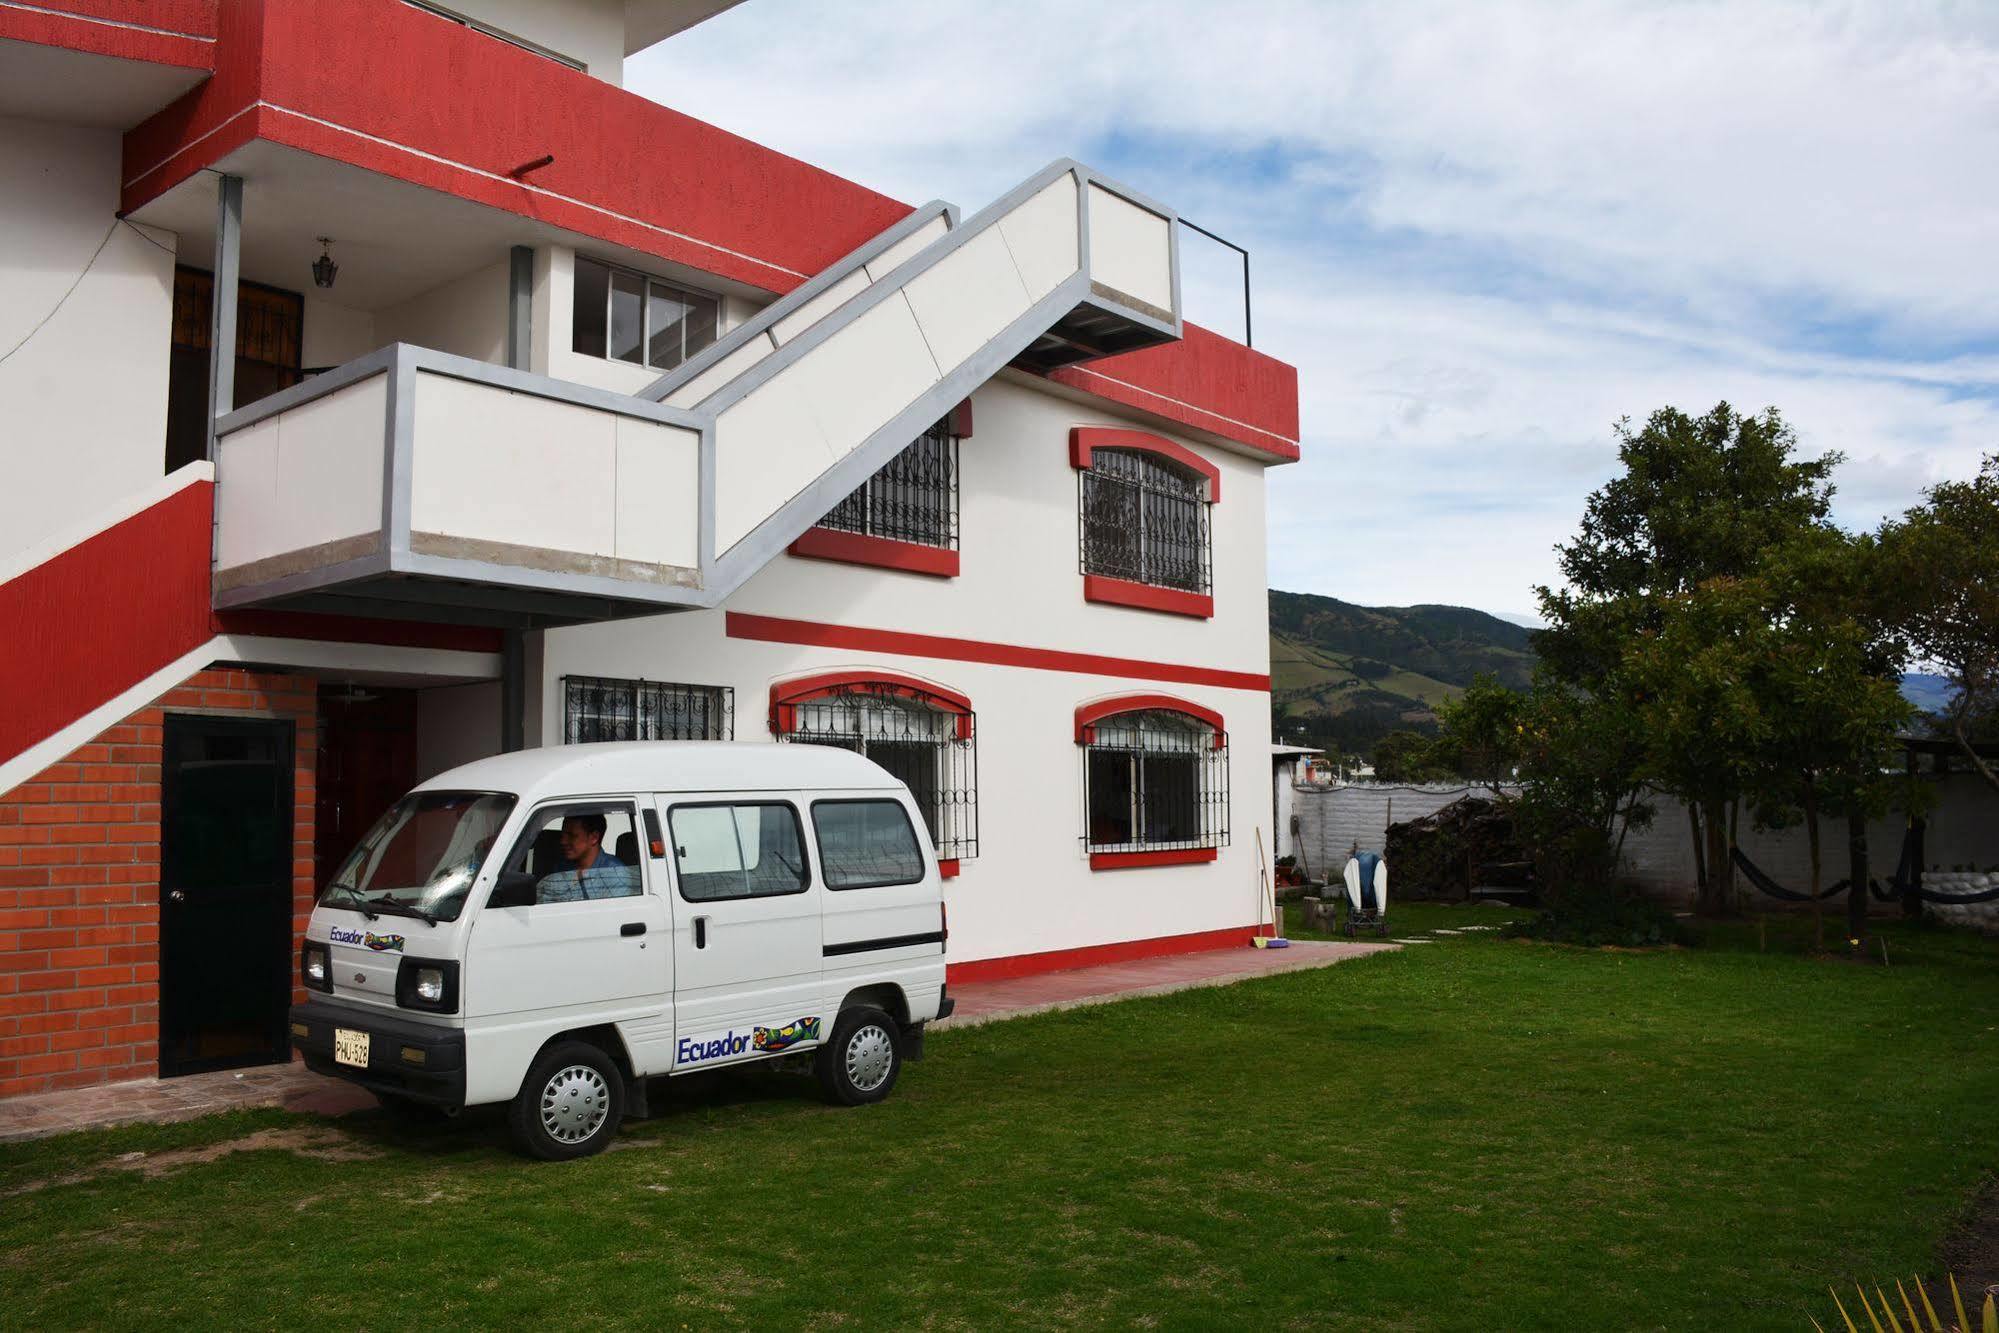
[
  {"left": 1372, "top": 730, "right": 1450, "bottom": 783},
  {"left": 1428, "top": 675, "right": 1528, "bottom": 797},
  {"left": 1537, "top": 403, "right": 1842, "bottom": 913},
  {"left": 1878, "top": 455, "right": 1999, "bottom": 793}
]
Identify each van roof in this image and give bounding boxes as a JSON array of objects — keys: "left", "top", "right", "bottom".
[{"left": 415, "top": 741, "right": 902, "bottom": 798}]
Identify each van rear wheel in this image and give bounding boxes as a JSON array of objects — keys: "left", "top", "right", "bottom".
[
  {"left": 509, "top": 1040, "right": 624, "bottom": 1160},
  {"left": 815, "top": 1006, "right": 901, "bottom": 1106}
]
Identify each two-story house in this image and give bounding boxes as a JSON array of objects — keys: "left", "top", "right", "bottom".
[{"left": 0, "top": 0, "right": 1301, "bottom": 1097}]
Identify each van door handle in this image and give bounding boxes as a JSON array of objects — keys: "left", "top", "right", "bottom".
[
  {"left": 620, "top": 922, "right": 646, "bottom": 937},
  {"left": 693, "top": 917, "right": 707, "bottom": 949}
]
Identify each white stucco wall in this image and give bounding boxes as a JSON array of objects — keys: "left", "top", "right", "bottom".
[
  {"left": 0, "top": 117, "right": 176, "bottom": 566},
  {"left": 375, "top": 260, "right": 510, "bottom": 365},
  {"left": 535, "top": 376, "right": 1280, "bottom": 965}
]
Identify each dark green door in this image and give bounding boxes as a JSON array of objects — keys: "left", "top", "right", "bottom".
[{"left": 159, "top": 714, "right": 295, "bottom": 1076}]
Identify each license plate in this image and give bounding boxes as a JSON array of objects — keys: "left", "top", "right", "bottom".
[{"left": 334, "top": 1028, "right": 369, "bottom": 1069}]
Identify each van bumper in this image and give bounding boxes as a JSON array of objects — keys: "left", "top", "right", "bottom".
[
  {"left": 290, "top": 999, "right": 466, "bottom": 1109},
  {"left": 936, "top": 985, "right": 955, "bottom": 1020}
]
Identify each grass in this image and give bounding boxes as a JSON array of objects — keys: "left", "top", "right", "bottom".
[{"left": 4, "top": 917, "right": 1997, "bottom": 1329}]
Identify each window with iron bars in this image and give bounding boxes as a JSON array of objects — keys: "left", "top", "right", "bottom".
[
  {"left": 563, "top": 677, "right": 734, "bottom": 743},
  {"left": 773, "top": 684, "right": 977, "bottom": 861},
  {"left": 1078, "top": 449, "right": 1212, "bottom": 594},
  {"left": 816, "top": 418, "right": 959, "bottom": 550},
  {"left": 1082, "top": 710, "right": 1230, "bottom": 853}
]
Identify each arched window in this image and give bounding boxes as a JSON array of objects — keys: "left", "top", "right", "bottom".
[
  {"left": 1071, "top": 428, "right": 1218, "bottom": 617},
  {"left": 1076, "top": 696, "right": 1229, "bottom": 868},
  {"left": 770, "top": 673, "right": 978, "bottom": 866}
]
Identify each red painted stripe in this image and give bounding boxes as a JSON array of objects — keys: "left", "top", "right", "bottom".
[
  {"left": 0, "top": 483, "right": 214, "bottom": 768},
  {"left": 1049, "top": 323, "right": 1302, "bottom": 464},
  {"left": 1089, "top": 848, "right": 1220, "bottom": 871},
  {"left": 788, "top": 528, "right": 959, "bottom": 578},
  {"left": 0, "top": 1, "right": 214, "bottom": 68},
  {"left": 1074, "top": 695, "right": 1225, "bottom": 747},
  {"left": 1082, "top": 576, "right": 1214, "bottom": 620},
  {"left": 945, "top": 920, "right": 1268, "bottom": 983},
  {"left": 725, "top": 612, "right": 1271, "bottom": 693},
  {"left": 1069, "top": 427, "right": 1221, "bottom": 502}
]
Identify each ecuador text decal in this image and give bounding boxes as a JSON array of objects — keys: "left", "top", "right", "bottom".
[{"left": 329, "top": 927, "right": 406, "bottom": 953}]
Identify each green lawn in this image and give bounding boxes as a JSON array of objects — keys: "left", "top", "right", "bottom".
[{"left": 3, "top": 917, "right": 1996, "bottom": 1329}]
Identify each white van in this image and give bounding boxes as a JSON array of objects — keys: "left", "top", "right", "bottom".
[{"left": 289, "top": 742, "right": 954, "bottom": 1159}]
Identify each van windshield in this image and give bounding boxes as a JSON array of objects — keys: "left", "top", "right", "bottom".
[{"left": 321, "top": 791, "right": 516, "bottom": 924}]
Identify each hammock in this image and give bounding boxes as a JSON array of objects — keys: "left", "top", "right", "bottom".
[{"left": 1734, "top": 834, "right": 1999, "bottom": 906}]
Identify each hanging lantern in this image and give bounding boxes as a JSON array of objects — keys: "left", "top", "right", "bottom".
[{"left": 312, "top": 237, "right": 338, "bottom": 290}]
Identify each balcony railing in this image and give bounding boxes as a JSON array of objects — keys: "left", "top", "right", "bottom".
[{"left": 212, "top": 344, "right": 708, "bottom": 626}]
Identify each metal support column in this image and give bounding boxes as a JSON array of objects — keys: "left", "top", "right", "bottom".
[
  {"left": 206, "top": 174, "right": 243, "bottom": 461},
  {"left": 499, "top": 246, "right": 535, "bottom": 753}
]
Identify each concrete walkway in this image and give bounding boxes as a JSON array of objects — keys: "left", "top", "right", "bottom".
[{"left": 0, "top": 938, "right": 1393, "bottom": 1143}]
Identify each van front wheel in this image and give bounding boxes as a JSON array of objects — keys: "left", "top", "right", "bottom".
[
  {"left": 815, "top": 1007, "right": 901, "bottom": 1106},
  {"left": 509, "top": 1040, "right": 625, "bottom": 1160}
]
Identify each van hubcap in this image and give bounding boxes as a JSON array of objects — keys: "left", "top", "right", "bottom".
[
  {"left": 540, "top": 1065, "right": 610, "bottom": 1144},
  {"left": 845, "top": 1025, "right": 894, "bottom": 1092}
]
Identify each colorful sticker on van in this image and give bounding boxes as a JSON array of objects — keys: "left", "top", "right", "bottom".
[
  {"left": 752, "top": 1017, "right": 823, "bottom": 1052},
  {"left": 328, "top": 927, "right": 405, "bottom": 952}
]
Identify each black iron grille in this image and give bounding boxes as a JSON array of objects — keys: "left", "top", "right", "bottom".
[
  {"left": 1078, "top": 449, "right": 1211, "bottom": 593},
  {"left": 774, "top": 683, "right": 978, "bottom": 861},
  {"left": 817, "top": 418, "right": 959, "bottom": 549},
  {"left": 1083, "top": 710, "right": 1230, "bottom": 853},
  {"left": 564, "top": 677, "right": 733, "bottom": 743}
]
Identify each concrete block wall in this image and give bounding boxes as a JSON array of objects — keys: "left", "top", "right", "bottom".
[{"left": 0, "top": 669, "right": 317, "bottom": 1098}]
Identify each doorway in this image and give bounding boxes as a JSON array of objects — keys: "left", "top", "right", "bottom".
[
  {"left": 164, "top": 266, "right": 305, "bottom": 474},
  {"left": 159, "top": 714, "right": 296, "bottom": 1077},
  {"left": 315, "top": 685, "right": 420, "bottom": 887}
]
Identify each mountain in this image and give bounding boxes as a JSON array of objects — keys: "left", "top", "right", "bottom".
[
  {"left": 1900, "top": 672, "right": 1957, "bottom": 716},
  {"left": 1268, "top": 590, "right": 1538, "bottom": 754}
]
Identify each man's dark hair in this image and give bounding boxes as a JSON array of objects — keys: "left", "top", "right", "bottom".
[{"left": 565, "top": 812, "right": 608, "bottom": 839}]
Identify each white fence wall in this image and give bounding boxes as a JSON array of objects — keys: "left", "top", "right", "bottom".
[{"left": 1291, "top": 775, "right": 1998, "bottom": 906}]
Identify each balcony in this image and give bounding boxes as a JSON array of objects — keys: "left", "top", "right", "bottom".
[
  {"left": 211, "top": 160, "right": 1187, "bottom": 627},
  {"left": 213, "top": 346, "right": 706, "bottom": 626}
]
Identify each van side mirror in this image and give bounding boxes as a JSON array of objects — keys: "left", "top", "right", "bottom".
[{"left": 488, "top": 870, "right": 537, "bottom": 909}]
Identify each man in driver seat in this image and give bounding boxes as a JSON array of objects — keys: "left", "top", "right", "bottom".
[{"left": 537, "top": 813, "right": 638, "bottom": 902}]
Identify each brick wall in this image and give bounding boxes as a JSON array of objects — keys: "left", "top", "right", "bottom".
[{"left": 0, "top": 668, "right": 316, "bottom": 1098}]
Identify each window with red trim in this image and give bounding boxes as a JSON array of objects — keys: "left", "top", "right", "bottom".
[
  {"left": 1077, "top": 448, "right": 1212, "bottom": 598},
  {"left": 815, "top": 416, "right": 959, "bottom": 552},
  {"left": 1080, "top": 706, "right": 1230, "bottom": 857},
  {"left": 770, "top": 676, "right": 978, "bottom": 863}
]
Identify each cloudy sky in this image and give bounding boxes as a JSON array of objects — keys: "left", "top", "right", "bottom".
[{"left": 630, "top": 1, "right": 1999, "bottom": 622}]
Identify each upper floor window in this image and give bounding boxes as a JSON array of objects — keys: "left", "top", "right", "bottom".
[
  {"left": 771, "top": 675, "right": 978, "bottom": 864},
  {"left": 1079, "top": 448, "right": 1212, "bottom": 595},
  {"left": 817, "top": 417, "right": 960, "bottom": 551},
  {"left": 573, "top": 256, "right": 719, "bottom": 372},
  {"left": 564, "top": 676, "right": 733, "bottom": 743},
  {"left": 1077, "top": 700, "right": 1230, "bottom": 866}
]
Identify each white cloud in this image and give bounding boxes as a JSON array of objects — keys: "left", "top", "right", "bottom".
[{"left": 631, "top": 0, "right": 1999, "bottom": 612}]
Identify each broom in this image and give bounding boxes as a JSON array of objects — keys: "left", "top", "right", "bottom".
[{"left": 1251, "top": 827, "right": 1291, "bottom": 948}]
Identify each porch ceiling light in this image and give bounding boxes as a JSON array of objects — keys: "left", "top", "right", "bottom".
[{"left": 312, "top": 237, "right": 338, "bottom": 290}]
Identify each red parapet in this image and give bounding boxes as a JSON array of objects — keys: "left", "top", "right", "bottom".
[
  {"left": 1049, "top": 322, "right": 1301, "bottom": 464},
  {"left": 0, "top": 1, "right": 216, "bottom": 69}
]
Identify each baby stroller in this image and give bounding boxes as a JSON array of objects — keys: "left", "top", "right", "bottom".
[{"left": 1341, "top": 848, "right": 1389, "bottom": 937}]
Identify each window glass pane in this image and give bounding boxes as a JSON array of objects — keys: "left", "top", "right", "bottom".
[
  {"left": 683, "top": 292, "right": 720, "bottom": 358},
  {"left": 646, "top": 282, "right": 690, "bottom": 369},
  {"left": 1142, "top": 753, "right": 1201, "bottom": 843},
  {"left": 609, "top": 270, "right": 644, "bottom": 364},
  {"left": 564, "top": 677, "right": 731, "bottom": 741},
  {"left": 1087, "top": 749, "right": 1134, "bottom": 847},
  {"left": 572, "top": 258, "right": 609, "bottom": 358},
  {"left": 502, "top": 805, "right": 642, "bottom": 904},
  {"left": 815, "top": 800, "right": 924, "bottom": 889},
  {"left": 671, "top": 803, "right": 807, "bottom": 901}
]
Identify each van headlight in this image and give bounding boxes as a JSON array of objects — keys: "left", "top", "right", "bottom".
[
  {"left": 301, "top": 941, "right": 332, "bottom": 993},
  {"left": 395, "top": 957, "right": 459, "bottom": 1013}
]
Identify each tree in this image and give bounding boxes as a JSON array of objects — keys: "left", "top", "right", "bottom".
[
  {"left": 1878, "top": 455, "right": 1999, "bottom": 793},
  {"left": 1536, "top": 403, "right": 1842, "bottom": 913},
  {"left": 1372, "top": 730, "right": 1450, "bottom": 783},
  {"left": 1428, "top": 675, "right": 1528, "bottom": 797}
]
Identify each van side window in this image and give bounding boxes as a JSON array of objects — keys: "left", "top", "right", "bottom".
[
  {"left": 813, "top": 800, "right": 924, "bottom": 890},
  {"left": 669, "top": 803, "right": 809, "bottom": 902},
  {"left": 500, "top": 803, "right": 644, "bottom": 904}
]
